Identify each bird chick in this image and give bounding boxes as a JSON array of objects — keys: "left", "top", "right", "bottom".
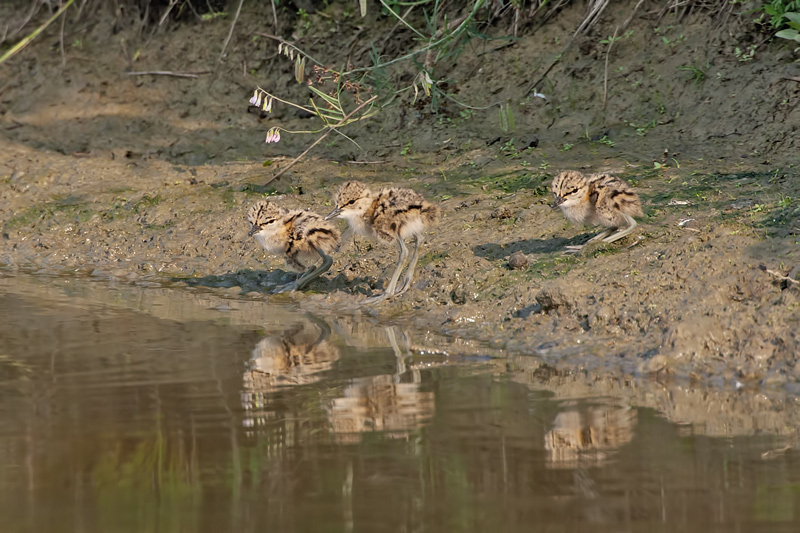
[
  {"left": 551, "top": 170, "right": 643, "bottom": 250},
  {"left": 247, "top": 200, "right": 340, "bottom": 292},
  {"left": 325, "top": 180, "right": 439, "bottom": 304}
]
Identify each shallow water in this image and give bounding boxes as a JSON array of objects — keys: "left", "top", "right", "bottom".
[{"left": 1, "top": 274, "right": 799, "bottom": 532}]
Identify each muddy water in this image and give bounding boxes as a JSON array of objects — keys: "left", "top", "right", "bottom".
[{"left": 0, "top": 274, "right": 799, "bottom": 532}]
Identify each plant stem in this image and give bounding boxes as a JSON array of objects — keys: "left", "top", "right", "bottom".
[
  {"left": 377, "top": 0, "right": 426, "bottom": 39},
  {"left": 265, "top": 95, "right": 378, "bottom": 186},
  {"left": 602, "top": 26, "right": 618, "bottom": 110},
  {"left": 255, "top": 87, "right": 318, "bottom": 116},
  {"left": 253, "top": 33, "right": 325, "bottom": 67}
]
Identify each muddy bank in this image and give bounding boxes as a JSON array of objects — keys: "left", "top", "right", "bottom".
[{"left": 1, "top": 0, "right": 799, "bottom": 393}]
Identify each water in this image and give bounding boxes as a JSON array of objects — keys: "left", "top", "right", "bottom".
[{"left": 1, "top": 274, "right": 799, "bottom": 532}]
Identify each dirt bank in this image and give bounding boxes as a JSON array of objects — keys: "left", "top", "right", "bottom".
[{"left": 1, "top": 1, "right": 799, "bottom": 391}]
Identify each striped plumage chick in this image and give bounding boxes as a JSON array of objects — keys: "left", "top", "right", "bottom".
[
  {"left": 247, "top": 200, "right": 340, "bottom": 292},
  {"left": 326, "top": 181, "right": 440, "bottom": 304},
  {"left": 551, "top": 170, "right": 643, "bottom": 248}
]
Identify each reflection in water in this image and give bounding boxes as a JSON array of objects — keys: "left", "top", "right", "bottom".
[
  {"left": 242, "top": 316, "right": 339, "bottom": 399},
  {"left": 328, "top": 327, "right": 434, "bottom": 442},
  {"left": 241, "top": 319, "right": 434, "bottom": 442},
  {"left": 3, "top": 274, "right": 800, "bottom": 531},
  {"left": 545, "top": 403, "right": 636, "bottom": 467},
  {"left": 328, "top": 374, "right": 434, "bottom": 442}
]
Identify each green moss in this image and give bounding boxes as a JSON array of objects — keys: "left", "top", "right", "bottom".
[
  {"left": 5, "top": 205, "right": 49, "bottom": 229},
  {"left": 529, "top": 255, "right": 578, "bottom": 279},
  {"left": 466, "top": 170, "right": 550, "bottom": 195},
  {"left": 131, "top": 194, "right": 163, "bottom": 213},
  {"left": 220, "top": 188, "right": 236, "bottom": 209},
  {"left": 239, "top": 184, "right": 279, "bottom": 195},
  {"left": 4, "top": 195, "right": 95, "bottom": 229},
  {"left": 419, "top": 249, "right": 449, "bottom": 267},
  {"left": 144, "top": 219, "right": 176, "bottom": 231}
]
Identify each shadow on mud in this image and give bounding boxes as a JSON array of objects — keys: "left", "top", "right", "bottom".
[
  {"left": 173, "top": 268, "right": 376, "bottom": 296},
  {"left": 472, "top": 236, "right": 583, "bottom": 260}
]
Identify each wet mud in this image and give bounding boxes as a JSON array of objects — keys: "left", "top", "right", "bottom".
[{"left": 1, "top": 0, "right": 799, "bottom": 399}]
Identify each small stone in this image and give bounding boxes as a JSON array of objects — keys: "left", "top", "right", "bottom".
[
  {"left": 508, "top": 252, "right": 529, "bottom": 270},
  {"left": 451, "top": 284, "right": 467, "bottom": 305},
  {"left": 491, "top": 206, "right": 512, "bottom": 219}
]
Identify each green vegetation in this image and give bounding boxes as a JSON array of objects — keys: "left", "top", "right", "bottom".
[
  {"left": 465, "top": 170, "right": 550, "bottom": 195},
  {"left": 761, "top": 0, "right": 800, "bottom": 30},
  {"left": 676, "top": 62, "right": 708, "bottom": 84},
  {"left": 775, "top": 12, "right": 800, "bottom": 44},
  {"left": 4, "top": 195, "right": 94, "bottom": 230}
]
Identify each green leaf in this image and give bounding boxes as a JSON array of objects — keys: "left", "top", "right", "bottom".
[
  {"left": 308, "top": 98, "right": 343, "bottom": 124},
  {"left": 308, "top": 86, "right": 342, "bottom": 111},
  {"left": 776, "top": 28, "right": 800, "bottom": 41},
  {"left": 784, "top": 12, "right": 800, "bottom": 24}
]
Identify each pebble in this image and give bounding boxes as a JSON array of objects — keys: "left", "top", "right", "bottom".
[{"left": 508, "top": 252, "right": 529, "bottom": 270}]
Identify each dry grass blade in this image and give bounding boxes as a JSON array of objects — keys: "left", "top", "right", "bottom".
[
  {"left": 575, "top": 0, "right": 609, "bottom": 35},
  {"left": 215, "top": 0, "right": 244, "bottom": 75},
  {"left": 526, "top": 0, "right": 609, "bottom": 95},
  {"left": 602, "top": 26, "right": 618, "bottom": 110},
  {"left": 0, "top": 0, "right": 75, "bottom": 66}
]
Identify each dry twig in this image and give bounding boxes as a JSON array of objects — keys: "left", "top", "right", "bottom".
[
  {"left": 759, "top": 265, "right": 800, "bottom": 286},
  {"left": 127, "top": 70, "right": 209, "bottom": 78}
]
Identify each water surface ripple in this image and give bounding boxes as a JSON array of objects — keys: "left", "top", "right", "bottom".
[{"left": 0, "top": 274, "right": 798, "bottom": 532}]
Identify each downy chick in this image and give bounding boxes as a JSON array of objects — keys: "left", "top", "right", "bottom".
[
  {"left": 247, "top": 200, "right": 340, "bottom": 292},
  {"left": 551, "top": 170, "right": 643, "bottom": 250},
  {"left": 325, "top": 181, "right": 439, "bottom": 304}
]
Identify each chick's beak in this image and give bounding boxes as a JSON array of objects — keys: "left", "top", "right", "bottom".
[
  {"left": 551, "top": 196, "right": 564, "bottom": 209},
  {"left": 247, "top": 225, "right": 260, "bottom": 237},
  {"left": 324, "top": 206, "right": 341, "bottom": 221}
]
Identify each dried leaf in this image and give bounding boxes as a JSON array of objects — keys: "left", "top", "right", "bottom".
[
  {"left": 499, "top": 103, "right": 509, "bottom": 133},
  {"left": 294, "top": 54, "right": 304, "bottom": 84}
]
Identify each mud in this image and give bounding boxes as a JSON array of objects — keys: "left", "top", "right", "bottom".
[{"left": 1, "top": 0, "right": 799, "bottom": 395}]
